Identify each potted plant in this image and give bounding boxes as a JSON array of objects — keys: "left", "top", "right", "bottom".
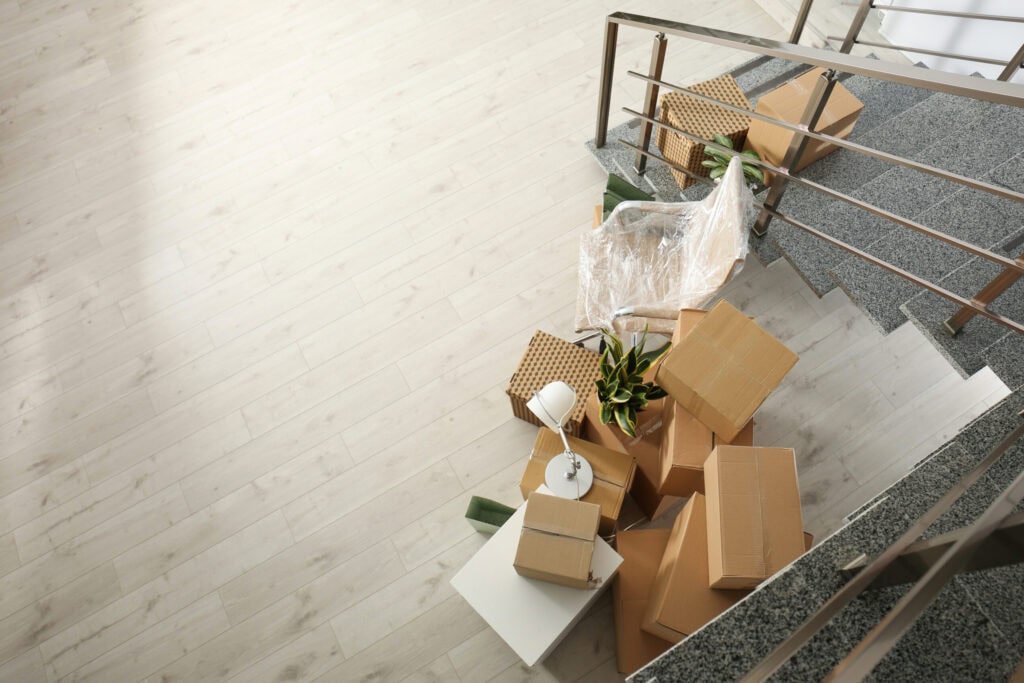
[
  {"left": 702, "top": 134, "right": 764, "bottom": 187},
  {"left": 595, "top": 329, "right": 671, "bottom": 438}
]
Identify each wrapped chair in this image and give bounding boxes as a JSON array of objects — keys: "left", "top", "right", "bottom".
[{"left": 575, "top": 157, "right": 755, "bottom": 335}]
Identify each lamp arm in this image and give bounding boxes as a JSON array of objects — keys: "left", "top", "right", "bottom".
[{"left": 556, "top": 426, "right": 580, "bottom": 474}]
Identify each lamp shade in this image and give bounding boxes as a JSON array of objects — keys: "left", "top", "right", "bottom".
[{"left": 526, "top": 381, "right": 578, "bottom": 432}]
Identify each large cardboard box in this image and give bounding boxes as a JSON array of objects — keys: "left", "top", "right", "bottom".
[
  {"left": 658, "top": 399, "right": 754, "bottom": 497},
  {"left": 506, "top": 331, "right": 601, "bottom": 438},
  {"left": 641, "top": 494, "right": 750, "bottom": 643},
  {"left": 655, "top": 74, "right": 752, "bottom": 190},
  {"left": 655, "top": 300, "right": 798, "bottom": 442},
  {"left": 583, "top": 367, "right": 668, "bottom": 521},
  {"left": 745, "top": 67, "right": 864, "bottom": 182},
  {"left": 704, "top": 445, "right": 805, "bottom": 589},
  {"left": 613, "top": 529, "right": 673, "bottom": 674},
  {"left": 513, "top": 493, "right": 601, "bottom": 589},
  {"left": 521, "top": 429, "right": 636, "bottom": 535}
]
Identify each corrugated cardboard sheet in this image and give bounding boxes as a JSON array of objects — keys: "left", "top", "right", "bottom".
[{"left": 704, "top": 445, "right": 805, "bottom": 589}]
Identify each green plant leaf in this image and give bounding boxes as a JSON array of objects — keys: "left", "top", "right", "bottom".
[
  {"left": 701, "top": 159, "right": 720, "bottom": 169},
  {"left": 709, "top": 166, "right": 726, "bottom": 179},
  {"left": 625, "top": 346, "right": 638, "bottom": 374},
  {"left": 610, "top": 389, "right": 631, "bottom": 404},
  {"left": 599, "top": 401, "right": 613, "bottom": 425},
  {"left": 614, "top": 404, "right": 637, "bottom": 438},
  {"left": 602, "top": 329, "right": 623, "bottom": 363},
  {"left": 704, "top": 148, "right": 730, "bottom": 164},
  {"left": 744, "top": 164, "right": 765, "bottom": 184},
  {"left": 635, "top": 358, "right": 651, "bottom": 376},
  {"left": 712, "top": 133, "right": 733, "bottom": 149},
  {"left": 646, "top": 385, "right": 668, "bottom": 400},
  {"left": 741, "top": 149, "right": 761, "bottom": 159}
]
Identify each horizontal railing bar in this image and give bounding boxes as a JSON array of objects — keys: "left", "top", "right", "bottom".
[
  {"left": 607, "top": 12, "right": 1024, "bottom": 106},
  {"left": 841, "top": 3, "right": 1024, "bottom": 23},
  {"left": 622, "top": 108, "right": 1024, "bottom": 275},
  {"left": 620, "top": 140, "right": 1024, "bottom": 337},
  {"left": 829, "top": 36, "right": 1011, "bottom": 66},
  {"left": 739, "top": 411, "right": 1024, "bottom": 682},
  {"left": 624, "top": 72, "right": 1024, "bottom": 204}
]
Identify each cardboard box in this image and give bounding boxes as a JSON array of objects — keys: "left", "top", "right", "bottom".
[
  {"left": 521, "top": 429, "right": 636, "bottom": 535},
  {"left": 655, "top": 74, "right": 752, "bottom": 190},
  {"left": 613, "top": 529, "right": 673, "bottom": 674},
  {"left": 506, "top": 331, "right": 601, "bottom": 438},
  {"left": 655, "top": 300, "right": 798, "bottom": 442},
  {"left": 745, "top": 67, "right": 864, "bottom": 182},
  {"left": 658, "top": 399, "right": 754, "bottom": 497},
  {"left": 641, "top": 494, "right": 750, "bottom": 643},
  {"left": 514, "top": 492, "right": 601, "bottom": 589},
  {"left": 704, "top": 445, "right": 805, "bottom": 589}
]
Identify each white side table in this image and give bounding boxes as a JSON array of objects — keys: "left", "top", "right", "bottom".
[{"left": 450, "top": 485, "right": 623, "bottom": 666}]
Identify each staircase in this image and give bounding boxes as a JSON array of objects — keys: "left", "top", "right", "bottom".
[
  {"left": 586, "top": 41, "right": 1024, "bottom": 681},
  {"left": 587, "top": 55, "right": 1024, "bottom": 394}
]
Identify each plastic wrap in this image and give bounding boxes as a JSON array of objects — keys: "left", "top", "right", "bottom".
[{"left": 575, "top": 156, "right": 756, "bottom": 334}]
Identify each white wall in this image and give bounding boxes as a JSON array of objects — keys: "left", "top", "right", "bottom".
[{"left": 877, "top": 0, "right": 1024, "bottom": 82}]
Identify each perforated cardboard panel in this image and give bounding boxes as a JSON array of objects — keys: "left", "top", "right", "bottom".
[
  {"left": 507, "top": 331, "right": 601, "bottom": 437},
  {"left": 655, "top": 74, "right": 752, "bottom": 189}
]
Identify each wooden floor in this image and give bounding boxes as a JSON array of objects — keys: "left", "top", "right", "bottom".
[{"left": 0, "top": 0, "right": 1009, "bottom": 681}]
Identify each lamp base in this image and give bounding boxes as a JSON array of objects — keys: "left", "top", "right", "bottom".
[{"left": 544, "top": 454, "right": 594, "bottom": 500}]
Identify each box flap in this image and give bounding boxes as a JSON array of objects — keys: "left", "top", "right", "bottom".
[
  {"left": 656, "top": 300, "right": 797, "bottom": 441},
  {"left": 522, "top": 492, "right": 601, "bottom": 541}
]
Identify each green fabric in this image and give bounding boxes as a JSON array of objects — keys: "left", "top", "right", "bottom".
[{"left": 602, "top": 174, "right": 654, "bottom": 220}]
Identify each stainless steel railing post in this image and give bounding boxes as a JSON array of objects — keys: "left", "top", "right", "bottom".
[
  {"left": 595, "top": 19, "right": 619, "bottom": 148},
  {"left": 752, "top": 69, "right": 838, "bottom": 237},
  {"left": 633, "top": 33, "right": 667, "bottom": 175},
  {"left": 999, "top": 42, "right": 1024, "bottom": 81},
  {"left": 838, "top": 0, "right": 873, "bottom": 53},
  {"left": 788, "top": 0, "right": 816, "bottom": 44}
]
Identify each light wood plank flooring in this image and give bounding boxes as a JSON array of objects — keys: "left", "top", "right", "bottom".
[{"left": 0, "top": 0, "right": 1008, "bottom": 681}]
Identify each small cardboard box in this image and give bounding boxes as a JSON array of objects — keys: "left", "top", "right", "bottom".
[
  {"left": 641, "top": 494, "right": 750, "bottom": 643},
  {"left": 513, "top": 492, "right": 601, "bottom": 589},
  {"left": 655, "top": 300, "right": 798, "bottom": 442},
  {"left": 655, "top": 74, "right": 752, "bottom": 190},
  {"left": 613, "top": 529, "right": 674, "bottom": 674},
  {"left": 506, "top": 331, "right": 601, "bottom": 438},
  {"left": 704, "top": 445, "right": 805, "bottom": 589},
  {"left": 745, "top": 67, "right": 864, "bottom": 182},
  {"left": 521, "top": 429, "right": 636, "bottom": 535}
]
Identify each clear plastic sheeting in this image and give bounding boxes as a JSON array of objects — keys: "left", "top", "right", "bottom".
[{"left": 575, "top": 157, "right": 756, "bottom": 334}]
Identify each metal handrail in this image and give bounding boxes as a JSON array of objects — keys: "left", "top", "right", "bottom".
[
  {"left": 623, "top": 72, "right": 1024, "bottom": 204},
  {"left": 623, "top": 106, "right": 1024, "bottom": 275},
  {"left": 596, "top": 11, "right": 1024, "bottom": 340},
  {"left": 621, "top": 139, "right": 1024, "bottom": 337},
  {"left": 843, "top": 3, "right": 1024, "bottom": 23},
  {"left": 831, "top": 36, "right": 1013, "bottom": 67}
]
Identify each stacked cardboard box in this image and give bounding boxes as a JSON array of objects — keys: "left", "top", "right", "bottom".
[
  {"left": 521, "top": 429, "right": 636, "bottom": 535},
  {"left": 513, "top": 492, "right": 602, "bottom": 589}
]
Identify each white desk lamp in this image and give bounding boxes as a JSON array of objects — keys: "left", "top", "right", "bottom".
[{"left": 526, "top": 381, "right": 594, "bottom": 499}]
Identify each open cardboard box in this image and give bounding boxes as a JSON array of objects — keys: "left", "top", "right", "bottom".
[
  {"left": 655, "top": 300, "right": 798, "bottom": 442},
  {"left": 513, "top": 492, "right": 602, "bottom": 589},
  {"left": 705, "top": 445, "right": 805, "bottom": 589},
  {"left": 642, "top": 493, "right": 750, "bottom": 643}
]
